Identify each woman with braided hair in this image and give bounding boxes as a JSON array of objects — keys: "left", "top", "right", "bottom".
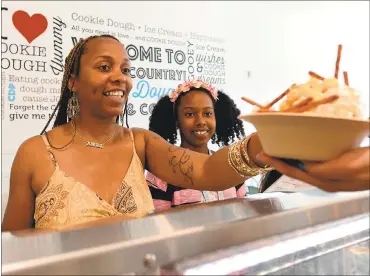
[{"left": 2, "top": 35, "right": 272, "bottom": 231}]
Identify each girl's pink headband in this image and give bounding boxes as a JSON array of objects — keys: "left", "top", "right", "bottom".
[{"left": 168, "top": 79, "right": 218, "bottom": 103}]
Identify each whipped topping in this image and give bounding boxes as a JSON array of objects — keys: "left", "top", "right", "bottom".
[{"left": 279, "top": 77, "right": 364, "bottom": 119}]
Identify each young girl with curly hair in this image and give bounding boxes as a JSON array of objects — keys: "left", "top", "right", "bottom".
[{"left": 146, "top": 80, "right": 248, "bottom": 210}]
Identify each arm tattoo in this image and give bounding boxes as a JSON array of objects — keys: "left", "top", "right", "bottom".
[{"left": 168, "top": 145, "right": 194, "bottom": 186}]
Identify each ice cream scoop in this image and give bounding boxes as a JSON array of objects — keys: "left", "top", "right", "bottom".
[{"left": 279, "top": 76, "right": 363, "bottom": 119}]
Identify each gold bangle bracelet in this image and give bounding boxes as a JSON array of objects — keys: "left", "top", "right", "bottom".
[
  {"left": 241, "top": 133, "right": 274, "bottom": 174},
  {"left": 227, "top": 138, "right": 260, "bottom": 178}
]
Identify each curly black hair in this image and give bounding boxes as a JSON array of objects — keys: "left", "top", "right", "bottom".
[{"left": 149, "top": 87, "right": 245, "bottom": 147}]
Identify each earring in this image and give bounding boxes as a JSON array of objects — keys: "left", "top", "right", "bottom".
[{"left": 67, "top": 92, "right": 80, "bottom": 120}]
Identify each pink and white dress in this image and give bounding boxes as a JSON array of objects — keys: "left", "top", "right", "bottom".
[{"left": 146, "top": 150, "right": 246, "bottom": 211}]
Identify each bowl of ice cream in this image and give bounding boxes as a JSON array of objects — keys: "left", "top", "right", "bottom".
[
  {"left": 239, "top": 46, "right": 369, "bottom": 161},
  {"left": 240, "top": 112, "right": 369, "bottom": 161}
]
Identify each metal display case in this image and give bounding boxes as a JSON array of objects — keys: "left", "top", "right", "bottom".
[{"left": 2, "top": 190, "right": 369, "bottom": 275}]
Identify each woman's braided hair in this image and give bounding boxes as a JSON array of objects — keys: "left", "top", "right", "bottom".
[{"left": 40, "top": 34, "right": 129, "bottom": 135}]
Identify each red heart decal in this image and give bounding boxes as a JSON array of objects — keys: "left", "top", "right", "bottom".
[{"left": 12, "top": 10, "right": 48, "bottom": 44}]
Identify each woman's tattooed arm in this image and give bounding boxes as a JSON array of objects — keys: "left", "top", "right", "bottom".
[
  {"left": 168, "top": 145, "right": 194, "bottom": 186},
  {"left": 144, "top": 128, "right": 245, "bottom": 191}
]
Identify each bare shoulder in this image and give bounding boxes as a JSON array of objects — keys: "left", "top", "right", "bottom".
[
  {"left": 130, "top": 127, "right": 162, "bottom": 142},
  {"left": 16, "top": 135, "right": 45, "bottom": 158},
  {"left": 129, "top": 128, "right": 167, "bottom": 168},
  {"left": 130, "top": 127, "right": 147, "bottom": 137},
  {"left": 14, "top": 125, "right": 70, "bottom": 169},
  {"left": 43, "top": 124, "right": 74, "bottom": 147},
  {"left": 131, "top": 127, "right": 165, "bottom": 142},
  {"left": 130, "top": 127, "right": 161, "bottom": 149},
  {"left": 12, "top": 135, "right": 45, "bottom": 177}
]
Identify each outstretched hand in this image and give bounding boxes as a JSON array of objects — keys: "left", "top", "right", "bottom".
[{"left": 257, "top": 147, "right": 370, "bottom": 192}]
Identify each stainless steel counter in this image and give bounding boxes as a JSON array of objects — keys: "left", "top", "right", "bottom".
[{"left": 2, "top": 191, "right": 369, "bottom": 275}]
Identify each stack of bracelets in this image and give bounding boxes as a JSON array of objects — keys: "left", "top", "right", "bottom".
[{"left": 228, "top": 133, "right": 274, "bottom": 178}]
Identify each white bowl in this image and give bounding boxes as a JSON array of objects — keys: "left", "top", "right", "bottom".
[{"left": 239, "top": 113, "right": 370, "bottom": 161}]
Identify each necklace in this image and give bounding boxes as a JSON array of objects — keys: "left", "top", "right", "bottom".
[{"left": 72, "top": 121, "right": 116, "bottom": 149}]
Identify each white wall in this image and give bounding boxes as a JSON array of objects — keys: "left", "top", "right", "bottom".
[
  {"left": 1, "top": 1, "right": 369, "bottom": 203},
  {"left": 225, "top": 1, "right": 369, "bottom": 116}
]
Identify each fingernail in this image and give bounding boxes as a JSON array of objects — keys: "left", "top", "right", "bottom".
[
  {"left": 298, "top": 162, "right": 306, "bottom": 171},
  {"left": 256, "top": 153, "right": 269, "bottom": 167},
  {"left": 256, "top": 152, "right": 264, "bottom": 162}
]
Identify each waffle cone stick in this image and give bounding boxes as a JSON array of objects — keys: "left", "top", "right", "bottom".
[
  {"left": 263, "top": 84, "right": 295, "bottom": 109},
  {"left": 308, "top": 71, "right": 324, "bottom": 81},
  {"left": 334, "top": 44, "right": 343, "bottom": 79},
  {"left": 343, "top": 71, "right": 349, "bottom": 86},
  {"left": 281, "top": 97, "right": 314, "bottom": 112},
  {"left": 293, "top": 94, "right": 339, "bottom": 113},
  {"left": 241, "top": 97, "right": 265, "bottom": 109}
]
